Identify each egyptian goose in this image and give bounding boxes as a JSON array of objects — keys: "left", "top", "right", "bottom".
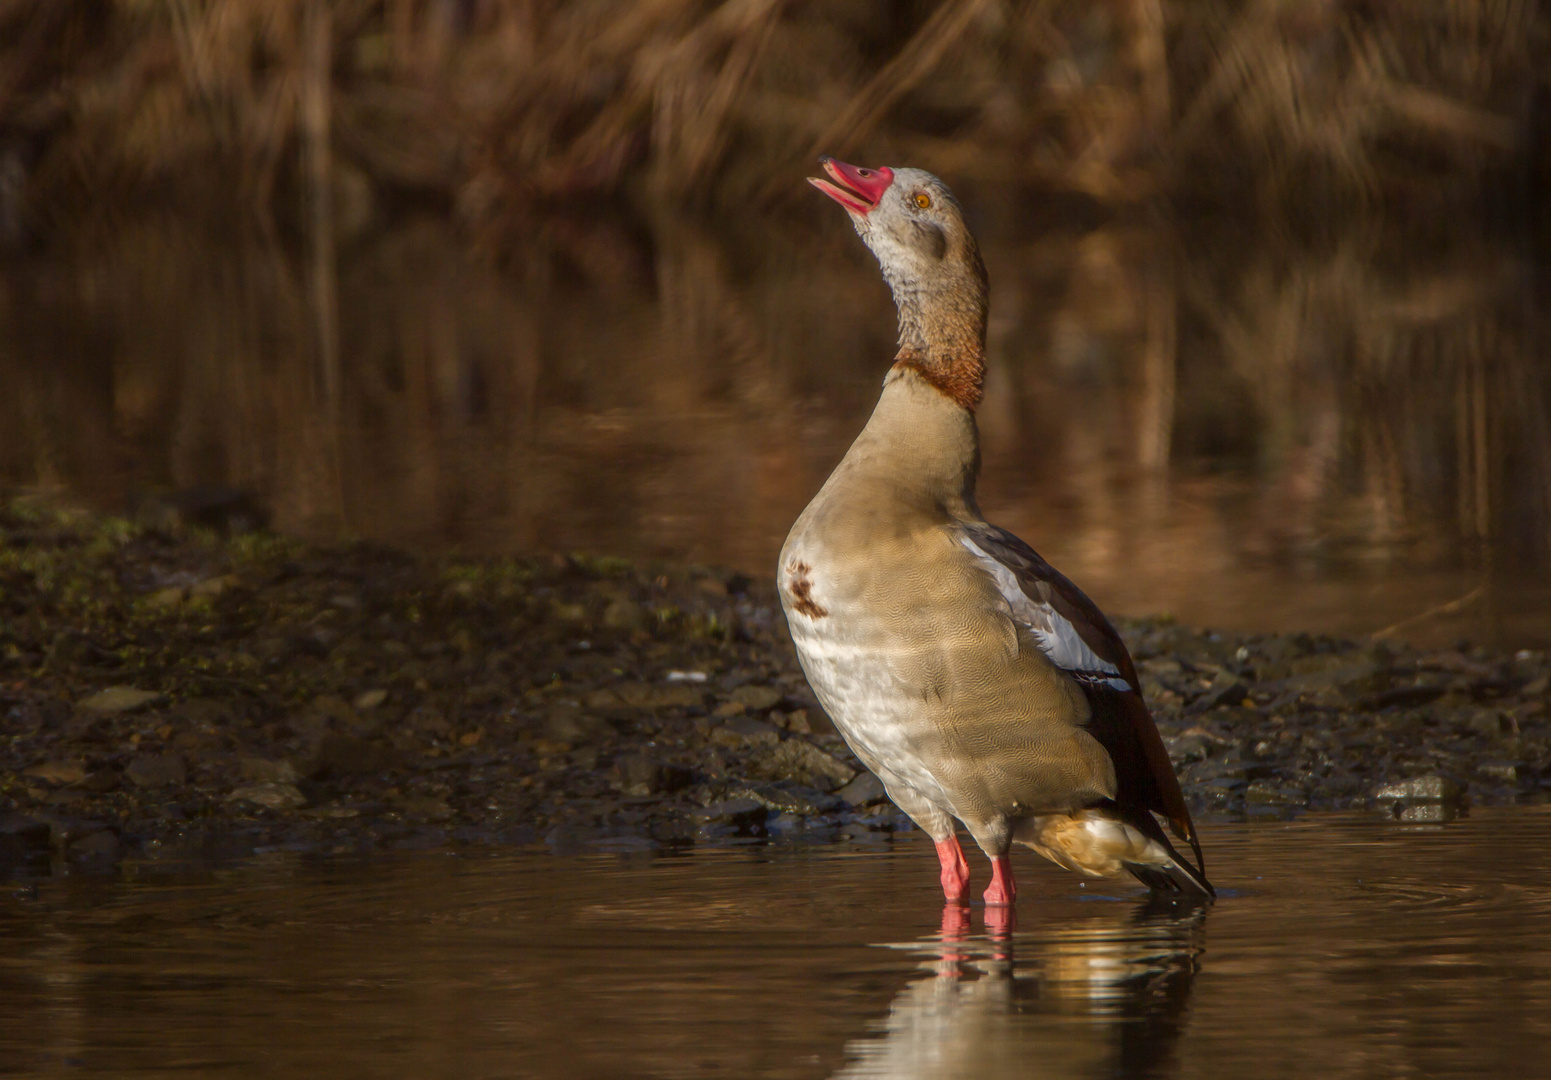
[{"left": 780, "top": 158, "right": 1212, "bottom": 905}]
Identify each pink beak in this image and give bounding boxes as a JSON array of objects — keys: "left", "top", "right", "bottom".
[{"left": 808, "top": 156, "right": 894, "bottom": 215}]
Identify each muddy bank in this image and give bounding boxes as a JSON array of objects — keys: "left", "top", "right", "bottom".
[{"left": 2, "top": 503, "right": 1547, "bottom": 875}]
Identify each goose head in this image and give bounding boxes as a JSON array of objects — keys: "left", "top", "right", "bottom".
[{"left": 809, "top": 156, "right": 988, "bottom": 379}]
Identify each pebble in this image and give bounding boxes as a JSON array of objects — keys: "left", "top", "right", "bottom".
[
  {"left": 307, "top": 734, "right": 398, "bottom": 777},
  {"left": 227, "top": 782, "right": 309, "bottom": 811},
  {"left": 68, "top": 829, "right": 121, "bottom": 862},
  {"left": 24, "top": 760, "right": 86, "bottom": 786},
  {"left": 612, "top": 755, "right": 693, "bottom": 797},
  {"left": 834, "top": 772, "right": 887, "bottom": 807},
  {"left": 1373, "top": 774, "right": 1466, "bottom": 803},
  {"left": 709, "top": 717, "right": 782, "bottom": 750},
  {"left": 77, "top": 687, "right": 163, "bottom": 714},
  {"left": 125, "top": 754, "right": 187, "bottom": 788},
  {"left": 1189, "top": 678, "right": 1249, "bottom": 714},
  {"left": 692, "top": 798, "right": 767, "bottom": 827},
  {"left": 239, "top": 757, "right": 303, "bottom": 784},
  {"left": 0, "top": 815, "right": 52, "bottom": 866},
  {"left": 729, "top": 783, "right": 838, "bottom": 816},
  {"left": 728, "top": 685, "right": 783, "bottom": 711},
  {"left": 748, "top": 740, "right": 857, "bottom": 791}
]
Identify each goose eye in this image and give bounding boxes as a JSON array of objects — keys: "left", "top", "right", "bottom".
[{"left": 914, "top": 192, "right": 932, "bottom": 209}]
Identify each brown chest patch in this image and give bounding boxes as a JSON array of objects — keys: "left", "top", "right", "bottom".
[
  {"left": 892, "top": 355, "right": 983, "bottom": 411},
  {"left": 785, "top": 561, "right": 828, "bottom": 619}
]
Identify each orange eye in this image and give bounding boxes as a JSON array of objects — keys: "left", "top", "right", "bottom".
[{"left": 914, "top": 192, "right": 931, "bottom": 209}]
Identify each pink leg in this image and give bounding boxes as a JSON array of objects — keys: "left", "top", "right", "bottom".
[
  {"left": 935, "top": 835, "right": 971, "bottom": 902},
  {"left": 983, "top": 853, "right": 1017, "bottom": 906}
]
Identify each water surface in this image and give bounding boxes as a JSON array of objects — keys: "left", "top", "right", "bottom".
[
  {"left": 4, "top": 809, "right": 1550, "bottom": 1078},
  {"left": 4, "top": 212, "right": 1550, "bottom": 649}
]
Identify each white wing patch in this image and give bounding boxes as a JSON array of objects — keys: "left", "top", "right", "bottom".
[{"left": 961, "top": 536, "right": 1132, "bottom": 691}]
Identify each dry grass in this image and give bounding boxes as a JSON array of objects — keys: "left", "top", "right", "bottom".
[{"left": 0, "top": 0, "right": 1542, "bottom": 235}]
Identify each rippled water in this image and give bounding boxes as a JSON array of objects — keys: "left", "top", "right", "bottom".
[
  {"left": 4, "top": 809, "right": 1550, "bottom": 1078},
  {"left": 5, "top": 213, "right": 1551, "bottom": 649}
]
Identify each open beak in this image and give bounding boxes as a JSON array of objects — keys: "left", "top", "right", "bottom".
[{"left": 808, "top": 156, "right": 894, "bottom": 216}]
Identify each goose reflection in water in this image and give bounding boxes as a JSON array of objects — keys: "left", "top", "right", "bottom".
[{"left": 835, "top": 899, "right": 1206, "bottom": 1080}]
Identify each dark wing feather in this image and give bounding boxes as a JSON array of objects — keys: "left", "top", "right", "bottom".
[{"left": 959, "top": 522, "right": 1206, "bottom": 880}]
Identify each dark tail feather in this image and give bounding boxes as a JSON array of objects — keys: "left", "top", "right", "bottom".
[{"left": 1126, "top": 809, "right": 1216, "bottom": 901}]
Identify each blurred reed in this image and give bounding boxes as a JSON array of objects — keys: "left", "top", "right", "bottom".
[{"left": 0, "top": 1, "right": 1541, "bottom": 229}]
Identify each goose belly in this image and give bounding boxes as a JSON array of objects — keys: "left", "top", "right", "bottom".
[{"left": 779, "top": 558, "right": 953, "bottom": 810}]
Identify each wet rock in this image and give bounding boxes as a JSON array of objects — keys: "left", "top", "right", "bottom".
[
  {"left": 24, "top": 760, "right": 86, "bottom": 786},
  {"left": 0, "top": 815, "right": 52, "bottom": 866},
  {"left": 835, "top": 771, "right": 888, "bottom": 807},
  {"left": 709, "top": 716, "right": 782, "bottom": 750},
  {"left": 1195, "top": 777, "right": 1247, "bottom": 804},
  {"left": 1188, "top": 677, "right": 1249, "bottom": 714},
  {"left": 290, "top": 695, "right": 355, "bottom": 740},
  {"left": 1476, "top": 760, "right": 1523, "bottom": 783},
  {"left": 692, "top": 798, "right": 767, "bottom": 827},
  {"left": 125, "top": 753, "right": 187, "bottom": 788},
  {"left": 729, "top": 684, "right": 783, "bottom": 712},
  {"left": 1245, "top": 780, "right": 1307, "bottom": 806},
  {"left": 782, "top": 707, "right": 838, "bottom": 736},
  {"left": 67, "top": 828, "right": 121, "bottom": 862},
  {"left": 551, "top": 600, "right": 588, "bottom": 622},
  {"left": 1181, "top": 756, "right": 1249, "bottom": 785},
  {"left": 396, "top": 796, "right": 454, "bottom": 821},
  {"left": 766, "top": 811, "right": 807, "bottom": 833},
  {"left": 170, "top": 697, "right": 237, "bottom": 728},
  {"left": 1312, "top": 663, "right": 1392, "bottom": 702},
  {"left": 730, "top": 782, "right": 838, "bottom": 816},
  {"left": 190, "top": 575, "right": 238, "bottom": 600},
  {"left": 1398, "top": 803, "right": 1461, "bottom": 823},
  {"left": 747, "top": 739, "right": 857, "bottom": 791},
  {"left": 146, "top": 586, "right": 186, "bottom": 609},
  {"left": 544, "top": 706, "right": 611, "bottom": 747},
  {"left": 602, "top": 598, "right": 645, "bottom": 629},
  {"left": 544, "top": 823, "right": 603, "bottom": 853},
  {"left": 77, "top": 686, "right": 163, "bottom": 714},
  {"left": 1212, "top": 706, "right": 1267, "bottom": 733},
  {"left": 1373, "top": 774, "right": 1465, "bottom": 804},
  {"left": 1162, "top": 732, "right": 1213, "bottom": 764},
  {"left": 1463, "top": 710, "right": 1513, "bottom": 738},
  {"left": 227, "top": 782, "right": 308, "bottom": 811},
  {"left": 40, "top": 789, "right": 86, "bottom": 807},
  {"left": 307, "top": 734, "right": 398, "bottom": 778},
  {"left": 839, "top": 823, "right": 890, "bottom": 843},
  {"left": 238, "top": 757, "right": 303, "bottom": 784},
  {"left": 79, "top": 766, "right": 122, "bottom": 792},
  {"left": 584, "top": 683, "right": 704, "bottom": 710},
  {"left": 611, "top": 754, "right": 693, "bottom": 797}
]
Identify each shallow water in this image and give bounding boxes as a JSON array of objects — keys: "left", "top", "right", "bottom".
[{"left": 4, "top": 809, "right": 1550, "bottom": 1079}]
